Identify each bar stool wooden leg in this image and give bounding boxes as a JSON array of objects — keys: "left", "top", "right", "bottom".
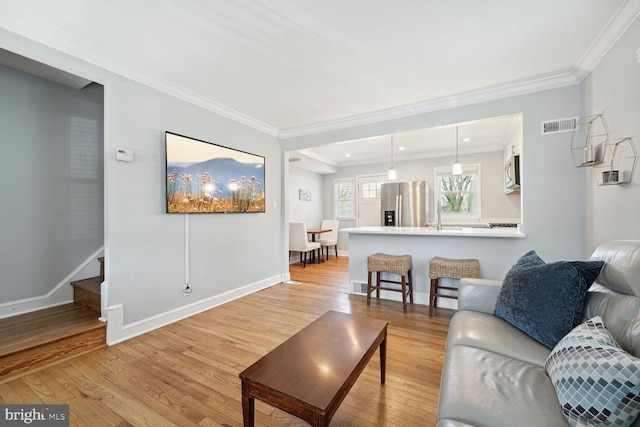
[
  {"left": 376, "top": 272, "right": 381, "bottom": 299},
  {"left": 429, "top": 278, "right": 437, "bottom": 317},
  {"left": 367, "top": 271, "right": 372, "bottom": 306},
  {"left": 401, "top": 275, "right": 407, "bottom": 313},
  {"left": 408, "top": 269, "right": 414, "bottom": 304}
]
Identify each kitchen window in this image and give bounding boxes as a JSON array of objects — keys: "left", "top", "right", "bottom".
[
  {"left": 334, "top": 177, "right": 355, "bottom": 220},
  {"left": 434, "top": 164, "right": 481, "bottom": 220}
]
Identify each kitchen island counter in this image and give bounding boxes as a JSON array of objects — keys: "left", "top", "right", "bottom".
[
  {"left": 344, "top": 226, "right": 525, "bottom": 238},
  {"left": 344, "top": 226, "right": 527, "bottom": 311}
]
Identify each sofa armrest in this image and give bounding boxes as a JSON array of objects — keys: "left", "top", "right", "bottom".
[{"left": 458, "top": 278, "right": 503, "bottom": 314}]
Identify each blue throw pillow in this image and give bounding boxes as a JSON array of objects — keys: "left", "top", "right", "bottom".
[
  {"left": 494, "top": 250, "right": 604, "bottom": 349},
  {"left": 546, "top": 317, "right": 640, "bottom": 427}
]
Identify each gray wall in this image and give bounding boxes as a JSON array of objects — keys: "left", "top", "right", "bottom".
[
  {"left": 105, "top": 77, "right": 282, "bottom": 325},
  {"left": 283, "top": 84, "right": 586, "bottom": 270},
  {"left": 322, "top": 150, "right": 521, "bottom": 253},
  {"left": 2, "top": 30, "right": 283, "bottom": 336},
  {"left": 287, "top": 166, "right": 325, "bottom": 262},
  {"left": 582, "top": 16, "right": 640, "bottom": 252},
  {"left": 0, "top": 65, "right": 104, "bottom": 303},
  {"left": 4, "top": 13, "right": 636, "bottom": 340},
  {"left": 288, "top": 166, "right": 324, "bottom": 227},
  {"left": 324, "top": 150, "right": 521, "bottom": 222}
]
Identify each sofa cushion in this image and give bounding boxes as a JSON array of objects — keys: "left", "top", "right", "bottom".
[
  {"left": 438, "top": 345, "right": 568, "bottom": 427},
  {"left": 458, "top": 278, "right": 503, "bottom": 314},
  {"left": 590, "top": 241, "right": 640, "bottom": 297},
  {"left": 545, "top": 316, "right": 640, "bottom": 427},
  {"left": 583, "top": 286, "right": 640, "bottom": 357},
  {"left": 494, "top": 250, "right": 604, "bottom": 349},
  {"left": 447, "top": 310, "right": 551, "bottom": 367}
]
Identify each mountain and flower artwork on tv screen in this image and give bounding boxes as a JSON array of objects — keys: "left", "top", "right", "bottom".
[{"left": 165, "top": 132, "right": 265, "bottom": 213}]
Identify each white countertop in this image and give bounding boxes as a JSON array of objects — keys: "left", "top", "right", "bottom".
[{"left": 343, "top": 226, "right": 526, "bottom": 238}]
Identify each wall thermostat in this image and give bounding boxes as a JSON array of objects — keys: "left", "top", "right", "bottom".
[{"left": 116, "top": 149, "right": 134, "bottom": 162}]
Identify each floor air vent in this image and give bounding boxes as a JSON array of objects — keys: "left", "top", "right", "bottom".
[
  {"left": 541, "top": 117, "right": 579, "bottom": 135},
  {"left": 352, "top": 282, "right": 368, "bottom": 294}
]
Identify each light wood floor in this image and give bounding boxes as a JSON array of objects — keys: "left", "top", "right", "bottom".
[{"left": 0, "top": 256, "right": 454, "bottom": 426}]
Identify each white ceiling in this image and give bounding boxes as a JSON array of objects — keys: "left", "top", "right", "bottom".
[{"left": 1, "top": 0, "right": 637, "bottom": 170}]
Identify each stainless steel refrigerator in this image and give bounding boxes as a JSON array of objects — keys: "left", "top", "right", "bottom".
[{"left": 381, "top": 181, "right": 429, "bottom": 227}]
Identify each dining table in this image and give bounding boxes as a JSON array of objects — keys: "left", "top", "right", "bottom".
[{"left": 306, "top": 228, "right": 332, "bottom": 263}]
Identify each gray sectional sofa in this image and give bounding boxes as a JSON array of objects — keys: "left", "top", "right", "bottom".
[{"left": 437, "top": 240, "right": 640, "bottom": 427}]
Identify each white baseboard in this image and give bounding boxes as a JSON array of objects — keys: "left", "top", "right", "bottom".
[{"left": 105, "top": 273, "right": 286, "bottom": 346}]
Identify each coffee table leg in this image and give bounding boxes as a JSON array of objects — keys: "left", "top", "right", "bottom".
[
  {"left": 380, "top": 329, "right": 387, "bottom": 385},
  {"left": 242, "top": 381, "right": 254, "bottom": 427}
]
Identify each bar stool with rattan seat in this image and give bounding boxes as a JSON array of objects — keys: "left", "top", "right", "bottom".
[
  {"left": 367, "top": 253, "right": 413, "bottom": 313},
  {"left": 429, "top": 256, "right": 480, "bottom": 317}
]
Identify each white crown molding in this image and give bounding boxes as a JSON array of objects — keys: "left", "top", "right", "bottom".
[
  {"left": 278, "top": 72, "right": 579, "bottom": 139},
  {"left": 2, "top": 2, "right": 636, "bottom": 141},
  {"left": 278, "top": 0, "right": 639, "bottom": 140},
  {"left": 0, "top": 8, "right": 279, "bottom": 137},
  {"left": 573, "top": 0, "right": 640, "bottom": 81}
]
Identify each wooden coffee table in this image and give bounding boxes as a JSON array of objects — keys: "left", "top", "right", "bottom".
[{"left": 239, "top": 310, "right": 388, "bottom": 426}]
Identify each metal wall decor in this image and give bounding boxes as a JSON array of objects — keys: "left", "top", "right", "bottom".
[{"left": 570, "top": 114, "right": 637, "bottom": 186}]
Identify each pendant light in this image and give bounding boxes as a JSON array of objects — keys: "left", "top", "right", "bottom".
[
  {"left": 452, "top": 126, "right": 463, "bottom": 176},
  {"left": 388, "top": 135, "right": 397, "bottom": 180}
]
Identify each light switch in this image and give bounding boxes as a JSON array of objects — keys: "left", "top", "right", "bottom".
[{"left": 116, "top": 149, "right": 134, "bottom": 162}]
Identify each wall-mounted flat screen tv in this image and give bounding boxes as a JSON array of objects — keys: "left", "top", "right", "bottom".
[{"left": 165, "top": 132, "right": 265, "bottom": 213}]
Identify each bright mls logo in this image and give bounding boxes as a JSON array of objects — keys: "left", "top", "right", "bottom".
[{"left": 1, "top": 405, "right": 68, "bottom": 426}]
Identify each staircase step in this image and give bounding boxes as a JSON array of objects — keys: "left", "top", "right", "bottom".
[
  {"left": 71, "top": 276, "right": 101, "bottom": 313},
  {"left": 0, "top": 303, "right": 105, "bottom": 382}
]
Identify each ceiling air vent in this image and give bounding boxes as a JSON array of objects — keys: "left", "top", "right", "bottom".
[{"left": 541, "top": 117, "right": 579, "bottom": 135}]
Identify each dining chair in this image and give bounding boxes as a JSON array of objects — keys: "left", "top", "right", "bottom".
[
  {"left": 318, "top": 219, "right": 340, "bottom": 261},
  {"left": 289, "top": 222, "right": 321, "bottom": 268}
]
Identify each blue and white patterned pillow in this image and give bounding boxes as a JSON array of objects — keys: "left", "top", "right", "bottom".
[{"left": 545, "top": 316, "right": 640, "bottom": 427}]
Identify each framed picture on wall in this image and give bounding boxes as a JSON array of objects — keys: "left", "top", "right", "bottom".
[{"left": 299, "top": 189, "right": 311, "bottom": 201}]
